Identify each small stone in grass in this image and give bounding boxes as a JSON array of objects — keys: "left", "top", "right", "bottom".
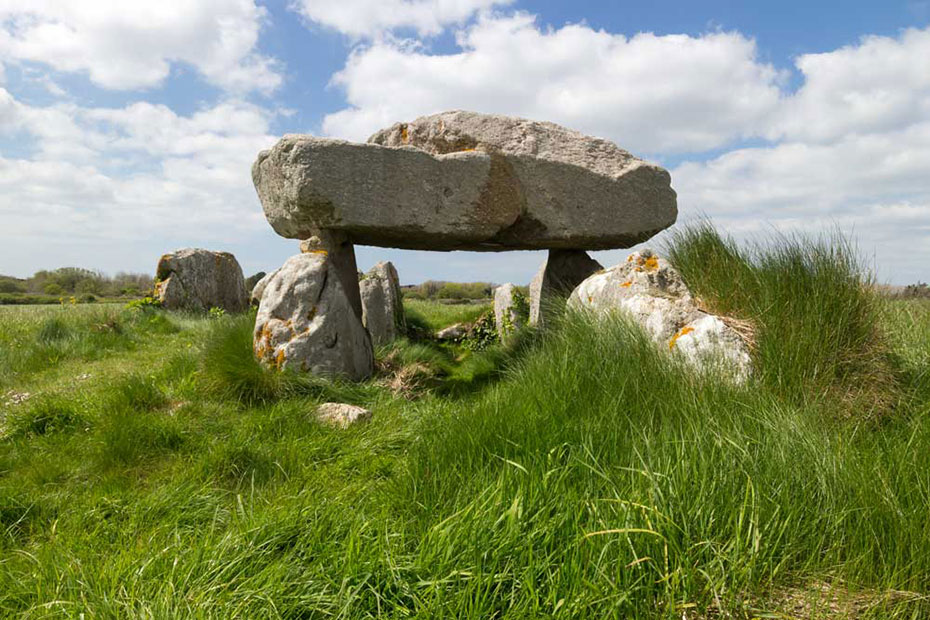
[{"left": 315, "top": 402, "right": 372, "bottom": 429}]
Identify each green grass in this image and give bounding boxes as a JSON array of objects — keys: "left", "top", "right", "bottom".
[
  {"left": 0, "top": 224, "right": 928, "bottom": 618},
  {"left": 403, "top": 298, "right": 491, "bottom": 333}
]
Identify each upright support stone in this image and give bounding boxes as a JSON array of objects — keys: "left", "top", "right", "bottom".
[
  {"left": 530, "top": 249, "right": 603, "bottom": 326},
  {"left": 300, "top": 230, "right": 363, "bottom": 321}
]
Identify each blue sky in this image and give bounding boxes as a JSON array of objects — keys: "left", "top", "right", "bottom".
[{"left": 1, "top": 0, "right": 929, "bottom": 284}]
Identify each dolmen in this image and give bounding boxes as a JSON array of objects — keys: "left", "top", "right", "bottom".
[
  {"left": 251, "top": 110, "right": 678, "bottom": 379},
  {"left": 155, "top": 248, "right": 248, "bottom": 312}
]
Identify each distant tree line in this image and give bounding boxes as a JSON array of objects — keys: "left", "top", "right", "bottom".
[
  {"left": 0, "top": 268, "right": 152, "bottom": 299},
  {"left": 402, "top": 280, "right": 496, "bottom": 301}
]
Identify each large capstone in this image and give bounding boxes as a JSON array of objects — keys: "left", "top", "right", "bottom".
[
  {"left": 530, "top": 249, "right": 603, "bottom": 327},
  {"left": 253, "top": 253, "right": 373, "bottom": 381},
  {"left": 154, "top": 248, "right": 248, "bottom": 313},
  {"left": 252, "top": 111, "right": 677, "bottom": 251},
  {"left": 568, "top": 250, "right": 752, "bottom": 383},
  {"left": 359, "top": 261, "right": 406, "bottom": 347}
]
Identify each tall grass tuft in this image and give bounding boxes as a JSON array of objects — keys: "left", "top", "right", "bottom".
[
  {"left": 398, "top": 310, "right": 929, "bottom": 616},
  {"left": 198, "top": 313, "right": 380, "bottom": 406},
  {"left": 665, "top": 222, "right": 896, "bottom": 417}
]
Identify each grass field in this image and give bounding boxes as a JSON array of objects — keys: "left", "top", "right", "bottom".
[{"left": 1, "top": 227, "right": 929, "bottom": 618}]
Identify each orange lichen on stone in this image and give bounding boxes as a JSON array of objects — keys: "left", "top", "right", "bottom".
[
  {"left": 668, "top": 326, "right": 695, "bottom": 350},
  {"left": 587, "top": 295, "right": 593, "bottom": 303},
  {"left": 400, "top": 126, "right": 409, "bottom": 143},
  {"left": 620, "top": 280, "right": 632, "bottom": 288},
  {"left": 275, "top": 348, "right": 286, "bottom": 369},
  {"left": 309, "top": 249, "right": 328, "bottom": 256},
  {"left": 644, "top": 256, "right": 659, "bottom": 271},
  {"left": 307, "top": 306, "right": 317, "bottom": 321}
]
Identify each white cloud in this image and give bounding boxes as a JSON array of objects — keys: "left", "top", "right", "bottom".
[
  {"left": 291, "top": 0, "right": 512, "bottom": 38},
  {"left": 671, "top": 28, "right": 930, "bottom": 284},
  {"left": 0, "top": 0, "right": 281, "bottom": 93},
  {"left": 322, "top": 13, "right": 785, "bottom": 154},
  {"left": 771, "top": 27, "right": 930, "bottom": 143},
  {"left": 321, "top": 17, "right": 930, "bottom": 283},
  {"left": 0, "top": 87, "right": 281, "bottom": 276}
]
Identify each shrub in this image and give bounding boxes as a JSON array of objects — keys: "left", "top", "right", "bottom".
[
  {"left": 124, "top": 296, "right": 161, "bottom": 312},
  {"left": 462, "top": 310, "right": 497, "bottom": 351}
]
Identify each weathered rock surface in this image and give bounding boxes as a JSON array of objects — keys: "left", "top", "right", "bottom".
[
  {"left": 252, "top": 111, "right": 677, "bottom": 251},
  {"left": 250, "top": 269, "right": 278, "bottom": 305},
  {"left": 494, "top": 283, "right": 526, "bottom": 341},
  {"left": 568, "top": 250, "right": 752, "bottom": 382},
  {"left": 315, "top": 402, "right": 372, "bottom": 429},
  {"left": 154, "top": 248, "right": 248, "bottom": 312},
  {"left": 300, "top": 231, "right": 363, "bottom": 320},
  {"left": 244, "top": 271, "right": 266, "bottom": 293},
  {"left": 436, "top": 323, "right": 468, "bottom": 341},
  {"left": 360, "top": 261, "right": 406, "bottom": 347},
  {"left": 530, "top": 249, "right": 603, "bottom": 326},
  {"left": 253, "top": 253, "right": 373, "bottom": 381}
]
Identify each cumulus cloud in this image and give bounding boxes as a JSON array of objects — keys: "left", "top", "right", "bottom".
[
  {"left": 0, "top": 0, "right": 281, "bottom": 93},
  {"left": 771, "top": 27, "right": 930, "bottom": 143},
  {"left": 322, "top": 13, "right": 785, "bottom": 154},
  {"left": 291, "top": 0, "right": 512, "bottom": 38},
  {"left": 321, "top": 16, "right": 930, "bottom": 282},
  {"left": 0, "top": 87, "right": 280, "bottom": 275},
  {"left": 673, "top": 28, "right": 930, "bottom": 283}
]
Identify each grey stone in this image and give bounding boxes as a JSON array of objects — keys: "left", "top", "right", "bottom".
[
  {"left": 436, "top": 323, "right": 468, "bottom": 341},
  {"left": 250, "top": 269, "right": 279, "bottom": 306},
  {"left": 154, "top": 248, "right": 248, "bottom": 313},
  {"left": 493, "top": 283, "right": 526, "bottom": 341},
  {"left": 530, "top": 249, "right": 603, "bottom": 326},
  {"left": 300, "top": 231, "right": 363, "bottom": 320},
  {"left": 315, "top": 402, "right": 372, "bottom": 429},
  {"left": 244, "top": 271, "right": 266, "bottom": 293},
  {"left": 568, "top": 250, "right": 752, "bottom": 382},
  {"left": 253, "top": 253, "right": 373, "bottom": 381},
  {"left": 360, "top": 261, "right": 406, "bottom": 347},
  {"left": 252, "top": 111, "right": 677, "bottom": 252}
]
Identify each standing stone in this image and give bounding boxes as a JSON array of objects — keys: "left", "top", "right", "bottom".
[
  {"left": 250, "top": 269, "right": 279, "bottom": 306},
  {"left": 244, "top": 271, "right": 267, "bottom": 293},
  {"left": 530, "top": 250, "right": 603, "bottom": 327},
  {"left": 252, "top": 111, "right": 677, "bottom": 251},
  {"left": 359, "top": 261, "right": 406, "bottom": 347},
  {"left": 568, "top": 250, "right": 752, "bottom": 382},
  {"left": 493, "top": 283, "right": 527, "bottom": 341},
  {"left": 300, "top": 230, "right": 363, "bottom": 320},
  {"left": 154, "top": 248, "right": 248, "bottom": 313},
  {"left": 253, "top": 253, "right": 373, "bottom": 381}
]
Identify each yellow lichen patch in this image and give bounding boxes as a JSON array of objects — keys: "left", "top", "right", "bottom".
[
  {"left": 644, "top": 256, "right": 659, "bottom": 271},
  {"left": 275, "top": 348, "right": 286, "bottom": 370},
  {"left": 668, "top": 326, "right": 695, "bottom": 350},
  {"left": 587, "top": 295, "right": 593, "bottom": 304},
  {"left": 620, "top": 280, "right": 632, "bottom": 288},
  {"left": 309, "top": 249, "right": 328, "bottom": 256},
  {"left": 627, "top": 255, "right": 633, "bottom": 262},
  {"left": 400, "top": 126, "right": 409, "bottom": 143}
]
